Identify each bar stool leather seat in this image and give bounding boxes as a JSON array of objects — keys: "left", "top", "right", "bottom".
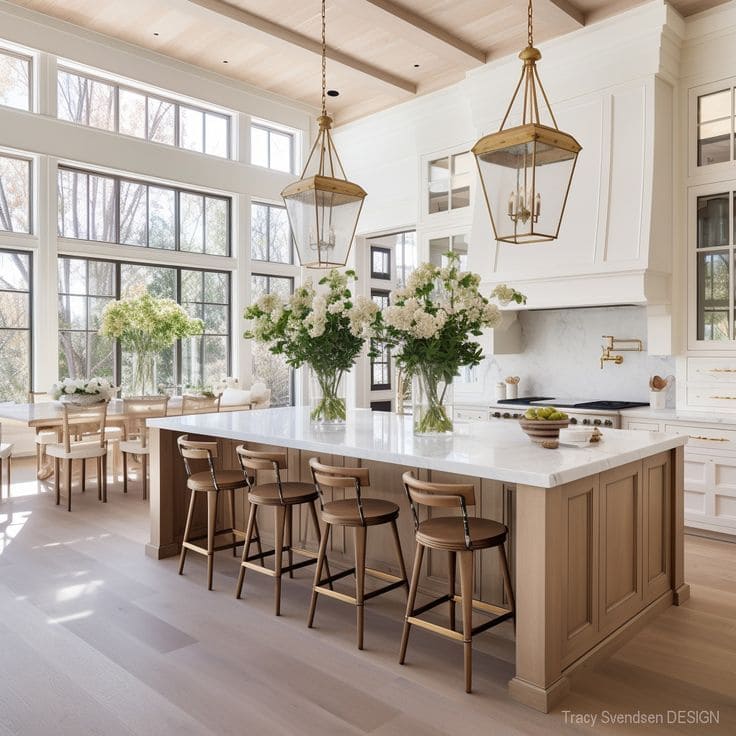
[
  {"left": 186, "top": 469, "right": 249, "bottom": 492},
  {"left": 248, "top": 481, "right": 317, "bottom": 506},
  {"left": 416, "top": 517, "right": 506, "bottom": 551},
  {"left": 321, "top": 498, "right": 399, "bottom": 527}
]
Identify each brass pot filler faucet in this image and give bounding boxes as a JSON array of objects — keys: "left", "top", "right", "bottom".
[{"left": 600, "top": 335, "right": 643, "bottom": 369}]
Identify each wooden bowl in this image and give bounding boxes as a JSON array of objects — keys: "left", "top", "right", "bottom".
[{"left": 519, "top": 418, "right": 570, "bottom": 444}]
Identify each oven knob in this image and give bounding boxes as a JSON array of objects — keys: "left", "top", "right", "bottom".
[
  {"left": 604, "top": 419, "right": 613, "bottom": 427},
  {"left": 512, "top": 412, "right": 520, "bottom": 419},
  {"left": 582, "top": 418, "right": 590, "bottom": 425},
  {"left": 502, "top": 412, "right": 510, "bottom": 418},
  {"left": 569, "top": 417, "right": 578, "bottom": 425},
  {"left": 593, "top": 419, "right": 602, "bottom": 426},
  {"left": 492, "top": 412, "right": 501, "bottom": 418}
]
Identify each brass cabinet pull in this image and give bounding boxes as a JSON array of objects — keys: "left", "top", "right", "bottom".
[
  {"left": 689, "top": 435, "right": 730, "bottom": 442},
  {"left": 708, "top": 368, "right": 736, "bottom": 373},
  {"left": 710, "top": 395, "right": 736, "bottom": 400}
]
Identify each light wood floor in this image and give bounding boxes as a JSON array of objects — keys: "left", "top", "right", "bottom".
[{"left": 0, "top": 457, "right": 734, "bottom": 736}]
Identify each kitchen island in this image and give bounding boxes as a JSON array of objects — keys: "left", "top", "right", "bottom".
[{"left": 146, "top": 407, "right": 689, "bottom": 713}]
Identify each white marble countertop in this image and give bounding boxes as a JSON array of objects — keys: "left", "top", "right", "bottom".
[
  {"left": 619, "top": 406, "right": 736, "bottom": 425},
  {"left": 148, "top": 407, "right": 687, "bottom": 488}
]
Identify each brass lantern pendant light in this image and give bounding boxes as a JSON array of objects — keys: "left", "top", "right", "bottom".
[
  {"left": 472, "top": 0, "right": 581, "bottom": 245},
  {"left": 281, "top": 0, "right": 366, "bottom": 268}
]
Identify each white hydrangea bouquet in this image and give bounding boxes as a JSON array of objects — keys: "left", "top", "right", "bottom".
[
  {"left": 244, "top": 269, "right": 380, "bottom": 424},
  {"left": 50, "top": 376, "right": 116, "bottom": 405},
  {"left": 380, "top": 252, "right": 525, "bottom": 435}
]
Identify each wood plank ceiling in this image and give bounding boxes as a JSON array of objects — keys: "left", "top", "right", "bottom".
[{"left": 7, "top": 0, "right": 730, "bottom": 123}]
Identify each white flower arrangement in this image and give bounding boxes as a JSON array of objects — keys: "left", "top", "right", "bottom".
[{"left": 49, "top": 377, "right": 116, "bottom": 401}]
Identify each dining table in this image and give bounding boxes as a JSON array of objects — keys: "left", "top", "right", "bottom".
[{"left": 0, "top": 397, "right": 253, "bottom": 478}]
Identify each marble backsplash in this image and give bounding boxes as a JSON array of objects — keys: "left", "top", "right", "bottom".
[{"left": 461, "top": 306, "right": 677, "bottom": 407}]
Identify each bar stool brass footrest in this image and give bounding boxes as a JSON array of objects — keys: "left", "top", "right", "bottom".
[
  {"left": 182, "top": 528, "right": 249, "bottom": 556},
  {"left": 314, "top": 566, "right": 406, "bottom": 603}
]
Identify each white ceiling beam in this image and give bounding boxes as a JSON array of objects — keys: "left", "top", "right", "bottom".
[
  {"left": 181, "top": 0, "right": 417, "bottom": 94},
  {"left": 360, "top": 0, "right": 487, "bottom": 64}
]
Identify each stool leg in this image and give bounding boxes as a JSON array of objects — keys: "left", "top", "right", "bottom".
[
  {"left": 390, "top": 519, "right": 409, "bottom": 591},
  {"left": 354, "top": 525, "right": 367, "bottom": 650},
  {"left": 142, "top": 454, "right": 148, "bottom": 500},
  {"left": 54, "top": 457, "right": 60, "bottom": 505},
  {"left": 236, "top": 502, "right": 257, "bottom": 598},
  {"left": 229, "top": 488, "right": 237, "bottom": 556},
  {"left": 399, "top": 542, "right": 424, "bottom": 664},
  {"left": 65, "top": 459, "right": 72, "bottom": 512},
  {"left": 499, "top": 542, "right": 515, "bottom": 632},
  {"left": 123, "top": 452, "right": 128, "bottom": 494},
  {"left": 458, "top": 550, "right": 474, "bottom": 693},
  {"left": 178, "top": 490, "right": 196, "bottom": 575},
  {"left": 102, "top": 454, "right": 108, "bottom": 503},
  {"left": 206, "top": 491, "right": 218, "bottom": 590},
  {"left": 448, "top": 550, "right": 457, "bottom": 631},
  {"left": 0, "top": 458, "right": 3, "bottom": 501},
  {"left": 253, "top": 515, "right": 265, "bottom": 567},
  {"left": 273, "top": 505, "right": 286, "bottom": 615},
  {"left": 81, "top": 459, "right": 86, "bottom": 493},
  {"left": 286, "top": 505, "right": 294, "bottom": 578},
  {"left": 308, "top": 522, "right": 331, "bottom": 628},
  {"left": 96, "top": 458, "right": 102, "bottom": 501},
  {"left": 6, "top": 457, "right": 10, "bottom": 499},
  {"left": 308, "top": 501, "right": 332, "bottom": 588}
]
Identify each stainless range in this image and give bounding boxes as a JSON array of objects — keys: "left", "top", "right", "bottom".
[{"left": 488, "top": 396, "right": 649, "bottom": 430}]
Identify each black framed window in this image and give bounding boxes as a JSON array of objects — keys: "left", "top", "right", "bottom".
[
  {"left": 251, "top": 201, "right": 293, "bottom": 264},
  {"left": 57, "top": 68, "right": 231, "bottom": 158},
  {"left": 250, "top": 122, "right": 294, "bottom": 173},
  {"left": 250, "top": 274, "right": 294, "bottom": 407},
  {"left": 57, "top": 166, "right": 230, "bottom": 256},
  {"left": 0, "top": 48, "right": 31, "bottom": 111},
  {"left": 0, "top": 249, "right": 32, "bottom": 401},
  {"left": 0, "top": 154, "right": 31, "bottom": 234},
  {"left": 57, "top": 256, "right": 231, "bottom": 391},
  {"left": 370, "top": 246, "right": 391, "bottom": 280},
  {"left": 370, "top": 289, "right": 391, "bottom": 391}
]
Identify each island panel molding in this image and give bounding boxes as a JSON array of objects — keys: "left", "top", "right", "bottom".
[{"left": 146, "top": 408, "right": 688, "bottom": 713}]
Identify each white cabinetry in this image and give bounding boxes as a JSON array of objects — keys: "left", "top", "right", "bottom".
[{"left": 621, "top": 415, "right": 736, "bottom": 536}]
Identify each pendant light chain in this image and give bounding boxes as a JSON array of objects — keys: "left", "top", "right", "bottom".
[
  {"left": 321, "top": 0, "right": 327, "bottom": 116},
  {"left": 527, "top": 0, "right": 534, "bottom": 48}
]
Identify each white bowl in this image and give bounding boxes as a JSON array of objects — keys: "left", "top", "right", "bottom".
[{"left": 559, "top": 427, "right": 594, "bottom": 444}]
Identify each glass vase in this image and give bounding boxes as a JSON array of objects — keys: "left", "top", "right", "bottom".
[
  {"left": 309, "top": 367, "right": 346, "bottom": 428},
  {"left": 133, "top": 352, "right": 155, "bottom": 397},
  {"left": 412, "top": 367, "right": 454, "bottom": 436}
]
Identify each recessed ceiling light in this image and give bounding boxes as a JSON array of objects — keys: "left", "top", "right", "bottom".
[
  {"left": 222, "top": 60, "right": 229, "bottom": 64},
  {"left": 413, "top": 63, "right": 420, "bottom": 68},
  {"left": 327, "top": 89, "right": 339, "bottom": 97},
  {"left": 153, "top": 32, "right": 160, "bottom": 36}
]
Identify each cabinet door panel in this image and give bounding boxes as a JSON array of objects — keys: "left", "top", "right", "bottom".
[
  {"left": 560, "top": 476, "right": 599, "bottom": 667},
  {"left": 642, "top": 452, "right": 671, "bottom": 603},
  {"left": 598, "top": 460, "right": 644, "bottom": 636}
]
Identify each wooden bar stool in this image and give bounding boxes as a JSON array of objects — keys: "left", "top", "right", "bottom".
[
  {"left": 308, "top": 458, "right": 409, "bottom": 650},
  {"left": 399, "top": 471, "right": 515, "bottom": 693},
  {"left": 235, "top": 447, "right": 325, "bottom": 616},
  {"left": 177, "top": 435, "right": 253, "bottom": 590}
]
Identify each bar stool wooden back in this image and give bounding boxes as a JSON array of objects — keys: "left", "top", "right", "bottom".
[
  {"left": 177, "top": 435, "right": 250, "bottom": 590},
  {"left": 399, "top": 471, "right": 515, "bottom": 693},
  {"left": 120, "top": 396, "right": 169, "bottom": 498},
  {"left": 308, "top": 458, "right": 409, "bottom": 650},
  {"left": 234, "top": 447, "right": 324, "bottom": 616}
]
